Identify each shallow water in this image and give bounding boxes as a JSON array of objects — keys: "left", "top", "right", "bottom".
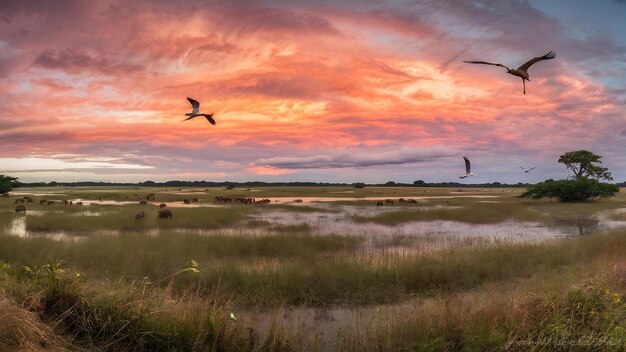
[{"left": 264, "top": 195, "right": 500, "bottom": 203}]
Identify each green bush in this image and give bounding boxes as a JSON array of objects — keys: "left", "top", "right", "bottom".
[
  {"left": 0, "top": 175, "right": 19, "bottom": 195},
  {"left": 521, "top": 178, "right": 619, "bottom": 201}
]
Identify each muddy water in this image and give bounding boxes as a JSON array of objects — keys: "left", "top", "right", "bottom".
[{"left": 263, "top": 195, "right": 499, "bottom": 203}]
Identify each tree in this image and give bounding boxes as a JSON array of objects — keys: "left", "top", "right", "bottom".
[
  {"left": 521, "top": 178, "right": 618, "bottom": 201},
  {"left": 558, "top": 150, "right": 612, "bottom": 181},
  {"left": 413, "top": 180, "right": 426, "bottom": 186},
  {"left": 353, "top": 182, "right": 365, "bottom": 189},
  {"left": 522, "top": 150, "right": 618, "bottom": 201},
  {"left": 0, "top": 175, "right": 19, "bottom": 195}
]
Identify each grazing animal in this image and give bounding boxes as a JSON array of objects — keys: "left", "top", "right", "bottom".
[
  {"left": 75, "top": 202, "right": 83, "bottom": 205},
  {"left": 463, "top": 51, "right": 556, "bottom": 94},
  {"left": 183, "top": 199, "right": 190, "bottom": 204},
  {"left": 183, "top": 97, "right": 216, "bottom": 125},
  {"left": 135, "top": 211, "right": 145, "bottom": 220},
  {"left": 192, "top": 198, "right": 198, "bottom": 203},
  {"left": 40, "top": 199, "right": 47, "bottom": 205},
  {"left": 47, "top": 201, "right": 54, "bottom": 205},
  {"left": 459, "top": 156, "right": 474, "bottom": 179},
  {"left": 385, "top": 199, "right": 394, "bottom": 205},
  {"left": 24, "top": 197, "right": 33, "bottom": 203},
  {"left": 521, "top": 166, "right": 536, "bottom": 173},
  {"left": 399, "top": 198, "right": 406, "bottom": 203},
  {"left": 15, "top": 205, "right": 26, "bottom": 213},
  {"left": 14, "top": 199, "right": 23, "bottom": 204},
  {"left": 158, "top": 209, "right": 173, "bottom": 219},
  {"left": 376, "top": 201, "right": 384, "bottom": 206},
  {"left": 407, "top": 199, "right": 418, "bottom": 204},
  {"left": 146, "top": 193, "right": 155, "bottom": 201},
  {"left": 159, "top": 203, "right": 167, "bottom": 208},
  {"left": 139, "top": 201, "right": 147, "bottom": 205}
]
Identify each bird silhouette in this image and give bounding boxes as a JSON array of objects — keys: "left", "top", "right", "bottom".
[
  {"left": 464, "top": 51, "right": 556, "bottom": 94},
  {"left": 459, "top": 156, "right": 474, "bottom": 179},
  {"left": 521, "top": 166, "right": 536, "bottom": 173},
  {"left": 183, "top": 97, "right": 216, "bottom": 125}
]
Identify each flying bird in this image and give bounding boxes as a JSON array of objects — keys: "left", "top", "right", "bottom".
[
  {"left": 459, "top": 156, "right": 474, "bottom": 179},
  {"left": 183, "top": 97, "right": 216, "bottom": 125},
  {"left": 463, "top": 51, "right": 556, "bottom": 94},
  {"left": 521, "top": 166, "right": 536, "bottom": 173}
]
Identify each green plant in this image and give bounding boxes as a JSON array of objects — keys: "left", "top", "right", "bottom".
[
  {"left": 0, "top": 175, "right": 19, "bottom": 195},
  {"left": 521, "top": 178, "right": 619, "bottom": 201}
]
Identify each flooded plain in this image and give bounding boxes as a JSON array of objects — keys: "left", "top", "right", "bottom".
[{"left": 5, "top": 191, "right": 626, "bottom": 256}]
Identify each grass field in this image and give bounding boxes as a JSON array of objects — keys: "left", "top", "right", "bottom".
[{"left": 1, "top": 186, "right": 625, "bottom": 351}]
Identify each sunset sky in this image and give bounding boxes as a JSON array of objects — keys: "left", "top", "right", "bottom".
[{"left": 1, "top": 0, "right": 625, "bottom": 183}]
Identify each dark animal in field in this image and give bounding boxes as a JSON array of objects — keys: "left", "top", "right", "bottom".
[
  {"left": 64, "top": 200, "right": 68, "bottom": 205},
  {"left": 69, "top": 201, "right": 73, "bottom": 205},
  {"left": 135, "top": 211, "right": 145, "bottom": 220},
  {"left": 15, "top": 205, "right": 26, "bottom": 213},
  {"left": 24, "top": 197, "right": 33, "bottom": 203},
  {"left": 192, "top": 198, "right": 198, "bottom": 203},
  {"left": 139, "top": 201, "right": 147, "bottom": 205},
  {"left": 159, "top": 203, "right": 167, "bottom": 208},
  {"left": 376, "top": 201, "right": 384, "bottom": 206},
  {"left": 158, "top": 209, "right": 173, "bottom": 219},
  {"left": 183, "top": 199, "right": 190, "bottom": 204},
  {"left": 147, "top": 194, "right": 155, "bottom": 200},
  {"left": 385, "top": 199, "right": 394, "bottom": 205},
  {"left": 254, "top": 199, "right": 271, "bottom": 204},
  {"left": 407, "top": 199, "right": 418, "bottom": 204},
  {"left": 14, "top": 199, "right": 23, "bottom": 204},
  {"left": 214, "top": 196, "right": 233, "bottom": 203},
  {"left": 40, "top": 199, "right": 47, "bottom": 205},
  {"left": 399, "top": 198, "right": 406, "bottom": 203},
  {"left": 47, "top": 201, "right": 54, "bottom": 205},
  {"left": 75, "top": 202, "right": 83, "bottom": 206}
]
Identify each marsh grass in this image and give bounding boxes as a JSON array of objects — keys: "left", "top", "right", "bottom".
[
  {"left": 1, "top": 240, "right": 623, "bottom": 351},
  {"left": 1, "top": 230, "right": 624, "bottom": 307}
]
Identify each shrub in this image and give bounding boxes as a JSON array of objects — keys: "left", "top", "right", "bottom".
[{"left": 521, "top": 178, "right": 619, "bottom": 201}]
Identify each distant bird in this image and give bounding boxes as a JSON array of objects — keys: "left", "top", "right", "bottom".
[
  {"left": 459, "top": 156, "right": 474, "bottom": 179},
  {"left": 463, "top": 51, "right": 556, "bottom": 94},
  {"left": 521, "top": 166, "right": 536, "bottom": 173},
  {"left": 183, "top": 97, "right": 216, "bottom": 125}
]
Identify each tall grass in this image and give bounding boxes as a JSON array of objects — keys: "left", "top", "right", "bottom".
[{"left": 1, "top": 231, "right": 624, "bottom": 306}]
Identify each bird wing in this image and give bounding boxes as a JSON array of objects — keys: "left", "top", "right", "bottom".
[
  {"left": 463, "top": 156, "right": 471, "bottom": 174},
  {"left": 520, "top": 166, "right": 525, "bottom": 170},
  {"left": 528, "top": 167, "right": 536, "bottom": 171},
  {"left": 463, "top": 60, "right": 510, "bottom": 71},
  {"left": 517, "top": 51, "right": 556, "bottom": 73},
  {"left": 183, "top": 115, "right": 197, "bottom": 121},
  {"left": 186, "top": 97, "right": 200, "bottom": 113},
  {"left": 204, "top": 114, "right": 216, "bottom": 125}
]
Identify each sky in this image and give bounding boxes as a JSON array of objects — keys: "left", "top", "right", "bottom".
[{"left": 1, "top": 0, "right": 625, "bottom": 184}]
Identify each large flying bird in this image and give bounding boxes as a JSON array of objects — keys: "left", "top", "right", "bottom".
[
  {"left": 464, "top": 51, "right": 556, "bottom": 94},
  {"left": 459, "top": 156, "right": 474, "bottom": 179},
  {"left": 183, "top": 97, "right": 216, "bottom": 125}
]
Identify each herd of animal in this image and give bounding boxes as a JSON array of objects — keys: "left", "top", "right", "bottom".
[
  {"left": 12, "top": 193, "right": 275, "bottom": 219},
  {"left": 376, "top": 198, "right": 420, "bottom": 206},
  {"left": 214, "top": 196, "right": 271, "bottom": 204}
]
